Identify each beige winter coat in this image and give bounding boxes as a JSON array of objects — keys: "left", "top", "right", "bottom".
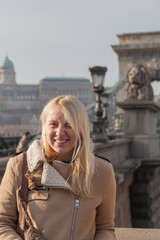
[{"left": 0, "top": 140, "right": 116, "bottom": 240}]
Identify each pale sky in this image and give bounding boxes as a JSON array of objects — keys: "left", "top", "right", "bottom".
[{"left": 0, "top": 0, "right": 160, "bottom": 92}]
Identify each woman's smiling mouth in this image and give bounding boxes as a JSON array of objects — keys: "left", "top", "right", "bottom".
[{"left": 54, "top": 139, "right": 68, "bottom": 144}]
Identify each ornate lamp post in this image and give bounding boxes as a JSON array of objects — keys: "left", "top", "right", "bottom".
[{"left": 89, "top": 66, "right": 108, "bottom": 142}]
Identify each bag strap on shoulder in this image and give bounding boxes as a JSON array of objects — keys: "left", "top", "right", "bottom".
[
  {"left": 21, "top": 152, "right": 29, "bottom": 203},
  {"left": 94, "top": 153, "right": 111, "bottom": 163},
  {"left": 17, "top": 152, "right": 47, "bottom": 240},
  {"left": 17, "top": 152, "right": 28, "bottom": 239}
]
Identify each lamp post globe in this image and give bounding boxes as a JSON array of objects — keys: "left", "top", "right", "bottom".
[{"left": 89, "top": 66, "right": 107, "bottom": 89}]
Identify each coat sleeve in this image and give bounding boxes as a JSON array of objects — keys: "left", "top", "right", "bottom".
[
  {"left": 0, "top": 157, "right": 22, "bottom": 240},
  {"left": 94, "top": 163, "right": 116, "bottom": 240}
]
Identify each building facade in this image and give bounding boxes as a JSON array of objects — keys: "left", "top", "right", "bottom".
[{"left": 0, "top": 56, "right": 94, "bottom": 136}]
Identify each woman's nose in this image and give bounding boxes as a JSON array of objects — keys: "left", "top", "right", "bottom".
[{"left": 56, "top": 126, "right": 65, "bottom": 136}]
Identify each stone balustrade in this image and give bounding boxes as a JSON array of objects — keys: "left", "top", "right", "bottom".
[{"left": 115, "top": 227, "right": 160, "bottom": 240}]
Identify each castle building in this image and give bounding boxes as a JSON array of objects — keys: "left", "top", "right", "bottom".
[
  {"left": 39, "top": 77, "right": 93, "bottom": 107},
  {"left": 0, "top": 56, "right": 94, "bottom": 135}
]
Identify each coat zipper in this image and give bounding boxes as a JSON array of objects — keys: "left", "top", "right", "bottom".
[
  {"left": 69, "top": 197, "right": 80, "bottom": 240},
  {"left": 43, "top": 185, "right": 80, "bottom": 239}
]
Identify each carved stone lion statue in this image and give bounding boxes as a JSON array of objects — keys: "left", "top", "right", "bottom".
[{"left": 125, "top": 64, "right": 153, "bottom": 100}]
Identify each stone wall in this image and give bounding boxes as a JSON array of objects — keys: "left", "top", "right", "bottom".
[{"left": 115, "top": 227, "right": 160, "bottom": 240}]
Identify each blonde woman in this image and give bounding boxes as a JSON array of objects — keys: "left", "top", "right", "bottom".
[{"left": 0, "top": 95, "right": 116, "bottom": 240}]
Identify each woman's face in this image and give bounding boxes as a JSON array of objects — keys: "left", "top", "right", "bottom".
[{"left": 45, "top": 106, "right": 76, "bottom": 161}]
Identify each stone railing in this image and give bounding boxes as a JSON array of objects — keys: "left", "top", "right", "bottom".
[{"left": 115, "top": 227, "right": 160, "bottom": 240}]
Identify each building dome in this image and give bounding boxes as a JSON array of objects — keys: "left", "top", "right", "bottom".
[{"left": 0, "top": 56, "right": 15, "bottom": 71}]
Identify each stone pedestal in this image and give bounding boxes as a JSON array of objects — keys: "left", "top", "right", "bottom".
[
  {"left": 130, "top": 161, "right": 160, "bottom": 228},
  {"left": 117, "top": 101, "right": 160, "bottom": 158}
]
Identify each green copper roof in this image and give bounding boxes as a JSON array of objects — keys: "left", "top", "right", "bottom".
[
  {"left": 40, "top": 77, "right": 90, "bottom": 83},
  {"left": 0, "top": 56, "right": 15, "bottom": 70}
]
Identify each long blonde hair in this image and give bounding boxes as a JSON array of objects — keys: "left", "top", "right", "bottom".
[{"left": 40, "top": 95, "right": 95, "bottom": 197}]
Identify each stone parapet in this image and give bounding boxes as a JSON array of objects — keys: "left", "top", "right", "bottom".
[
  {"left": 130, "top": 135, "right": 160, "bottom": 158},
  {"left": 94, "top": 138, "right": 131, "bottom": 167},
  {"left": 115, "top": 227, "right": 160, "bottom": 240}
]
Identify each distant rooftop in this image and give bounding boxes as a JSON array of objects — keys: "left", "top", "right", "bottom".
[{"left": 40, "top": 77, "right": 91, "bottom": 83}]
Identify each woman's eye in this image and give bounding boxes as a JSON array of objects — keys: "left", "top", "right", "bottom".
[
  {"left": 50, "top": 123, "right": 58, "bottom": 127},
  {"left": 65, "top": 124, "right": 71, "bottom": 128}
]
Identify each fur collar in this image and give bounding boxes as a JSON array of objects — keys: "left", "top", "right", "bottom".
[{"left": 27, "top": 140, "right": 72, "bottom": 190}]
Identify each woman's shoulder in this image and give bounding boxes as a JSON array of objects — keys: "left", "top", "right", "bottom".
[
  {"left": 93, "top": 155, "right": 115, "bottom": 193},
  {"left": 94, "top": 154, "right": 113, "bottom": 174},
  {"left": 1, "top": 152, "right": 24, "bottom": 188},
  {"left": 11, "top": 151, "right": 24, "bottom": 160},
  {"left": 8, "top": 151, "right": 24, "bottom": 172}
]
